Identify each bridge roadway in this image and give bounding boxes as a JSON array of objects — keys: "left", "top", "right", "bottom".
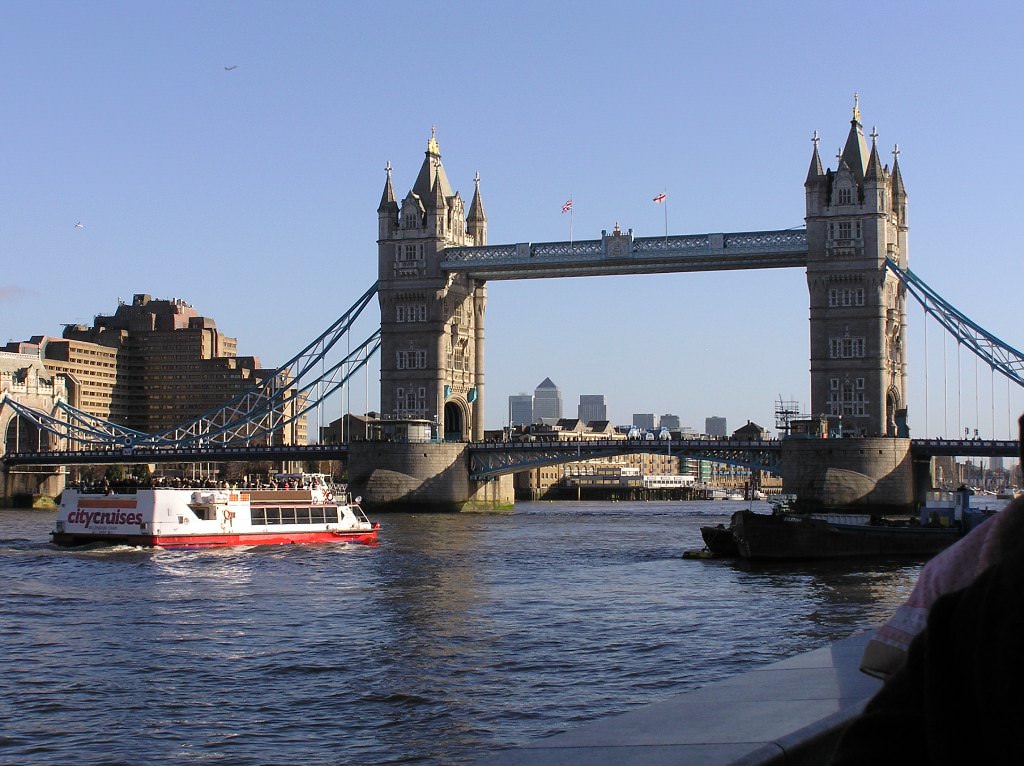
[
  {"left": 440, "top": 229, "right": 809, "bottom": 280},
  {"left": 3, "top": 438, "right": 1017, "bottom": 472}
]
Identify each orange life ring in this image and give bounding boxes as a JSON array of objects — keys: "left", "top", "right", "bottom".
[{"left": 325, "top": 492, "right": 334, "bottom": 502}]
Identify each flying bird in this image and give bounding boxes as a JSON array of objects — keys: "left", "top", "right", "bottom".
[
  {"left": 224, "top": 65, "right": 238, "bottom": 71},
  {"left": 73, "top": 222, "right": 84, "bottom": 229}
]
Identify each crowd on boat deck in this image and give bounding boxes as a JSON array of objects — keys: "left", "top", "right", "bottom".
[{"left": 67, "top": 476, "right": 337, "bottom": 494}]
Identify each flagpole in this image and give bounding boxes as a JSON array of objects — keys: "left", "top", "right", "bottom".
[
  {"left": 663, "top": 187, "right": 668, "bottom": 243},
  {"left": 569, "top": 193, "right": 574, "bottom": 250},
  {"left": 562, "top": 196, "right": 575, "bottom": 249}
]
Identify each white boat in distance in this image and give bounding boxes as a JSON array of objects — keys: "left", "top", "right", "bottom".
[{"left": 52, "top": 476, "right": 379, "bottom": 549}]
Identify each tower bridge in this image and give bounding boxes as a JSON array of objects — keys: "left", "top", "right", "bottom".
[{"left": 4, "top": 102, "right": 1023, "bottom": 510}]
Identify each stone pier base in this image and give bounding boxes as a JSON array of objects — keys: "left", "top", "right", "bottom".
[
  {"left": 2, "top": 466, "right": 66, "bottom": 507},
  {"left": 347, "top": 441, "right": 514, "bottom": 512},
  {"left": 781, "top": 438, "right": 913, "bottom": 513}
]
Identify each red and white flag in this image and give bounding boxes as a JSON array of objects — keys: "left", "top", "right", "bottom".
[
  {"left": 652, "top": 193, "right": 667, "bottom": 204},
  {"left": 561, "top": 199, "right": 573, "bottom": 214}
]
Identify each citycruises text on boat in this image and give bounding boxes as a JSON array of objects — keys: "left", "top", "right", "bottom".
[{"left": 52, "top": 475, "right": 379, "bottom": 549}]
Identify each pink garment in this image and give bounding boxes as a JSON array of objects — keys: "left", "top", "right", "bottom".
[{"left": 871, "top": 504, "right": 1016, "bottom": 655}]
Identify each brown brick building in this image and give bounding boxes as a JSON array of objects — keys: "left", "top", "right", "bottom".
[{"left": 5, "top": 294, "right": 305, "bottom": 444}]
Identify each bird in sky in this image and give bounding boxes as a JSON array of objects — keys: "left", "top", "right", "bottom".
[
  {"left": 224, "top": 65, "right": 238, "bottom": 71},
  {"left": 73, "top": 222, "right": 84, "bottom": 229}
]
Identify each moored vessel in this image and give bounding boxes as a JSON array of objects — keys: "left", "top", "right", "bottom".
[
  {"left": 692, "top": 488, "right": 993, "bottom": 560},
  {"left": 52, "top": 478, "right": 379, "bottom": 549}
]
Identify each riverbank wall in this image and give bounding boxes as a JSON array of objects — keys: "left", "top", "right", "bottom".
[{"left": 476, "top": 631, "right": 880, "bottom": 765}]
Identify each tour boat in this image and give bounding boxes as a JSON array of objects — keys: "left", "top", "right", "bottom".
[{"left": 51, "top": 481, "right": 379, "bottom": 549}]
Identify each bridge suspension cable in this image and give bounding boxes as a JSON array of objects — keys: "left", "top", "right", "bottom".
[
  {"left": 4, "top": 282, "right": 381, "bottom": 449},
  {"left": 886, "top": 259, "right": 1024, "bottom": 389}
]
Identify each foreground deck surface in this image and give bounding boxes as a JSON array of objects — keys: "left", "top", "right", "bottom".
[{"left": 479, "top": 632, "right": 881, "bottom": 766}]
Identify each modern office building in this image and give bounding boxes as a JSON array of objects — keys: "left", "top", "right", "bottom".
[
  {"left": 705, "top": 416, "right": 727, "bottom": 437},
  {"left": 578, "top": 394, "right": 607, "bottom": 424},
  {"left": 660, "top": 413, "right": 681, "bottom": 430},
  {"left": 533, "top": 378, "right": 562, "bottom": 422},
  {"left": 6, "top": 293, "right": 306, "bottom": 444},
  {"left": 509, "top": 393, "right": 534, "bottom": 426},
  {"left": 632, "top": 413, "right": 656, "bottom": 430}
]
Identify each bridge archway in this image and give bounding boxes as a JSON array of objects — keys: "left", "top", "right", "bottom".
[
  {"left": 886, "top": 388, "right": 901, "bottom": 437},
  {"left": 443, "top": 399, "right": 467, "bottom": 442},
  {"left": 4, "top": 414, "right": 48, "bottom": 454}
]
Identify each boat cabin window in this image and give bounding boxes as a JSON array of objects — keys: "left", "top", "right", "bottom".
[
  {"left": 251, "top": 507, "right": 340, "bottom": 525},
  {"left": 189, "top": 504, "right": 217, "bottom": 521}
]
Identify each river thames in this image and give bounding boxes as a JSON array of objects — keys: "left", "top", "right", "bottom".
[{"left": 0, "top": 500, "right": 923, "bottom": 765}]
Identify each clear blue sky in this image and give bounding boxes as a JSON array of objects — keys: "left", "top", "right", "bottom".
[{"left": 3, "top": 1, "right": 1022, "bottom": 440}]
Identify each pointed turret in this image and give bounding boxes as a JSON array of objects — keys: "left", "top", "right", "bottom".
[
  {"left": 891, "top": 144, "right": 906, "bottom": 198},
  {"left": 864, "top": 128, "right": 884, "bottom": 182},
  {"left": 429, "top": 172, "right": 448, "bottom": 237},
  {"left": 891, "top": 143, "right": 908, "bottom": 228},
  {"left": 805, "top": 131, "right": 825, "bottom": 185},
  {"left": 840, "top": 94, "right": 870, "bottom": 181},
  {"left": 412, "top": 127, "right": 454, "bottom": 207},
  {"left": 378, "top": 161, "right": 397, "bottom": 212},
  {"left": 467, "top": 172, "right": 487, "bottom": 245},
  {"left": 377, "top": 161, "right": 399, "bottom": 238},
  {"left": 805, "top": 131, "right": 828, "bottom": 215}
]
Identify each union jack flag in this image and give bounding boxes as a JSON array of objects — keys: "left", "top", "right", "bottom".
[{"left": 561, "top": 199, "right": 573, "bottom": 214}]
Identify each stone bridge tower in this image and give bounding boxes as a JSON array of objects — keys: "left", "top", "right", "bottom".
[
  {"left": 377, "top": 130, "right": 488, "bottom": 441},
  {"left": 804, "top": 98, "right": 909, "bottom": 437},
  {"left": 1, "top": 351, "right": 69, "bottom": 502}
]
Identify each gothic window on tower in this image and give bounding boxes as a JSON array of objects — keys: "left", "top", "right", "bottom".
[
  {"left": 453, "top": 339, "right": 467, "bottom": 371},
  {"left": 829, "top": 336, "right": 866, "bottom": 359},
  {"left": 394, "top": 386, "right": 426, "bottom": 417},
  {"left": 828, "top": 221, "right": 862, "bottom": 241},
  {"left": 396, "top": 303, "right": 428, "bottom": 322},
  {"left": 402, "top": 209, "right": 420, "bottom": 230},
  {"left": 828, "top": 287, "right": 866, "bottom": 307},
  {"left": 398, "top": 244, "right": 422, "bottom": 262},
  {"left": 836, "top": 187, "right": 853, "bottom": 205},
  {"left": 396, "top": 349, "right": 428, "bottom": 370},
  {"left": 827, "top": 377, "right": 867, "bottom": 416}
]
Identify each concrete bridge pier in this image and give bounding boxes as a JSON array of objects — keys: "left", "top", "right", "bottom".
[
  {"left": 347, "top": 441, "right": 513, "bottom": 512},
  {"left": 781, "top": 438, "right": 914, "bottom": 513},
  {"left": 2, "top": 466, "right": 65, "bottom": 506},
  {"left": 911, "top": 452, "right": 936, "bottom": 505}
]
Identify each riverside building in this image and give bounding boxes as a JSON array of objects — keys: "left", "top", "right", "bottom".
[{"left": 5, "top": 293, "right": 305, "bottom": 444}]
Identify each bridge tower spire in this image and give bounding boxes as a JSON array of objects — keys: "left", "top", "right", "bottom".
[
  {"left": 376, "top": 130, "right": 488, "bottom": 441},
  {"left": 805, "top": 99, "right": 909, "bottom": 437}
]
